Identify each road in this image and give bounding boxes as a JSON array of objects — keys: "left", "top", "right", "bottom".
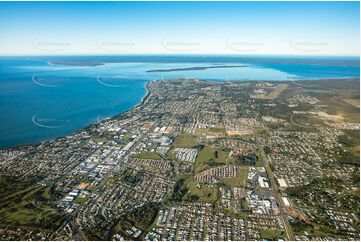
[
  {"left": 264, "top": 160, "right": 295, "bottom": 241},
  {"left": 257, "top": 122, "right": 295, "bottom": 240}
]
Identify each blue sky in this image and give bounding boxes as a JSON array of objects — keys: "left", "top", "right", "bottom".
[{"left": 0, "top": 1, "right": 359, "bottom": 56}]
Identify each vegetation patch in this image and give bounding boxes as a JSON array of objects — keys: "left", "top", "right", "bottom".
[
  {"left": 170, "top": 178, "right": 189, "bottom": 202},
  {"left": 196, "top": 127, "right": 226, "bottom": 136},
  {"left": 172, "top": 134, "right": 198, "bottom": 148},
  {"left": 187, "top": 182, "right": 218, "bottom": 203},
  {"left": 195, "top": 147, "right": 231, "bottom": 173},
  {"left": 131, "top": 152, "right": 162, "bottom": 160},
  {"left": 221, "top": 166, "right": 249, "bottom": 187},
  {"left": 117, "top": 202, "right": 159, "bottom": 230},
  {"left": 287, "top": 177, "right": 359, "bottom": 237},
  {"left": 0, "top": 176, "right": 63, "bottom": 231},
  {"left": 121, "top": 169, "right": 145, "bottom": 186},
  {"left": 260, "top": 229, "right": 286, "bottom": 240},
  {"left": 235, "top": 154, "right": 258, "bottom": 166}
]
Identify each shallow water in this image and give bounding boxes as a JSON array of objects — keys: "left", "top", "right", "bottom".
[{"left": 0, "top": 55, "right": 359, "bottom": 148}]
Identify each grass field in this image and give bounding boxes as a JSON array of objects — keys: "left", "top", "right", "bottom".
[
  {"left": 74, "top": 196, "right": 87, "bottom": 204},
  {"left": 195, "top": 127, "right": 226, "bottom": 136},
  {"left": 41, "top": 186, "right": 52, "bottom": 200},
  {"left": 172, "top": 133, "right": 198, "bottom": 147},
  {"left": 0, "top": 177, "right": 63, "bottom": 230},
  {"left": 131, "top": 152, "right": 162, "bottom": 159},
  {"left": 260, "top": 229, "right": 286, "bottom": 240},
  {"left": 221, "top": 166, "right": 249, "bottom": 187},
  {"left": 187, "top": 182, "right": 218, "bottom": 203},
  {"left": 92, "top": 136, "right": 106, "bottom": 143},
  {"left": 122, "top": 133, "right": 134, "bottom": 142},
  {"left": 194, "top": 147, "right": 230, "bottom": 173}
]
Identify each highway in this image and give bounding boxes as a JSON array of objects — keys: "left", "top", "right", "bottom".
[{"left": 264, "top": 159, "right": 295, "bottom": 241}]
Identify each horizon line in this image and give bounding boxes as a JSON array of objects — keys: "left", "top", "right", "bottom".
[{"left": 0, "top": 53, "right": 359, "bottom": 58}]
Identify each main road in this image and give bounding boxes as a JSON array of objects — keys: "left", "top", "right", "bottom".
[{"left": 264, "top": 158, "right": 295, "bottom": 241}]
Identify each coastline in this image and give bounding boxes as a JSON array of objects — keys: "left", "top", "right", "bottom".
[
  {"left": 112, "top": 80, "right": 152, "bottom": 120},
  {"left": 0, "top": 80, "right": 154, "bottom": 150},
  {"left": 1, "top": 77, "right": 359, "bottom": 150}
]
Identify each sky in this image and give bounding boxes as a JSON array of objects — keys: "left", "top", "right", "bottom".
[{"left": 0, "top": 1, "right": 359, "bottom": 56}]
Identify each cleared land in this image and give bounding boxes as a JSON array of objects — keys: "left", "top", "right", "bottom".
[
  {"left": 226, "top": 129, "right": 254, "bottom": 136},
  {"left": 172, "top": 134, "right": 198, "bottom": 148},
  {"left": 187, "top": 182, "right": 218, "bottom": 203},
  {"left": 131, "top": 152, "right": 162, "bottom": 159},
  {"left": 195, "top": 127, "right": 226, "bottom": 137},
  {"left": 221, "top": 166, "right": 249, "bottom": 187},
  {"left": 194, "top": 147, "right": 231, "bottom": 173},
  {"left": 260, "top": 229, "right": 286, "bottom": 240}
]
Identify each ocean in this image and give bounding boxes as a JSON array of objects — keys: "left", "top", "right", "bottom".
[{"left": 0, "top": 55, "right": 359, "bottom": 148}]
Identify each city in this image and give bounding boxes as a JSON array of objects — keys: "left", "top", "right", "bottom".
[{"left": 0, "top": 77, "right": 359, "bottom": 240}]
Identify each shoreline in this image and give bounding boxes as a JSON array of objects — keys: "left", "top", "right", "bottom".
[
  {"left": 0, "top": 80, "right": 154, "bottom": 151},
  {"left": 0, "top": 77, "right": 359, "bottom": 150}
]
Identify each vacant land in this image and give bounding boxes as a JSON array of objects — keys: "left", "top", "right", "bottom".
[
  {"left": 196, "top": 127, "right": 226, "bottom": 137},
  {"left": 221, "top": 166, "right": 249, "bottom": 187},
  {"left": 226, "top": 129, "right": 254, "bottom": 136},
  {"left": 132, "top": 152, "right": 162, "bottom": 159},
  {"left": 260, "top": 229, "right": 286, "bottom": 240},
  {"left": 187, "top": 182, "right": 218, "bottom": 203},
  {"left": 172, "top": 134, "right": 198, "bottom": 147},
  {"left": 194, "top": 147, "right": 230, "bottom": 173}
]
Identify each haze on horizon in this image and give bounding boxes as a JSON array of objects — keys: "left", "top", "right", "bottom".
[{"left": 0, "top": 1, "right": 359, "bottom": 56}]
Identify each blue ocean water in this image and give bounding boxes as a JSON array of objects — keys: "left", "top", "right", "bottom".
[{"left": 0, "top": 55, "right": 359, "bottom": 148}]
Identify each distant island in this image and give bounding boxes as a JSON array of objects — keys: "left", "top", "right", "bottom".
[
  {"left": 146, "top": 65, "right": 247, "bottom": 73},
  {"left": 49, "top": 61, "right": 104, "bottom": 66}
]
